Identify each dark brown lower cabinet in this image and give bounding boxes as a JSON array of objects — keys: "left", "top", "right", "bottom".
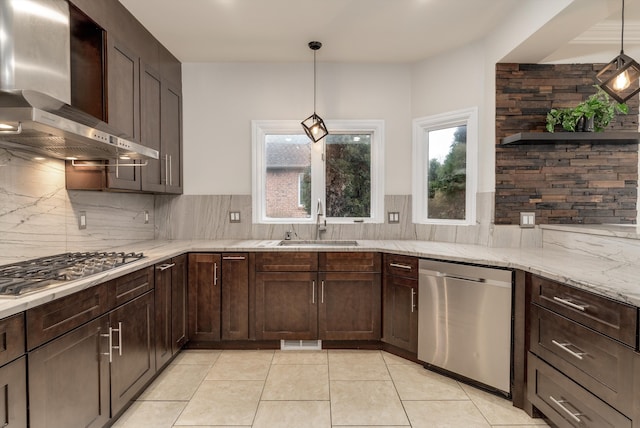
[
  {"left": 155, "top": 254, "right": 187, "bottom": 369},
  {"left": 255, "top": 271, "right": 317, "bottom": 340},
  {"left": 221, "top": 253, "right": 250, "bottom": 340},
  {"left": 110, "top": 291, "right": 155, "bottom": 416},
  {"left": 188, "top": 253, "right": 221, "bottom": 341},
  {"left": 0, "top": 356, "right": 27, "bottom": 428},
  {"left": 28, "top": 316, "right": 110, "bottom": 428},
  {"left": 382, "top": 274, "right": 418, "bottom": 353},
  {"left": 319, "top": 272, "right": 381, "bottom": 340},
  {"left": 171, "top": 254, "right": 188, "bottom": 352},
  {"left": 528, "top": 353, "right": 631, "bottom": 428}
]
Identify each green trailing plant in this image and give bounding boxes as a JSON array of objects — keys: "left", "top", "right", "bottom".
[{"left": 546, "top": 86, "right": 629, "bottom": 132}]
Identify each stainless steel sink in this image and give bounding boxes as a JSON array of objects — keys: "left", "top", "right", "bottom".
[{"left": 278, "top": 240, "right": 358, "bottom": 247}]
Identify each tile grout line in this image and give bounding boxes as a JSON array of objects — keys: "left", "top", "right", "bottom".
[
  {"left": 383, "top": 351, "right": 414, "bottom": 427},
  {"left": 248, "top": 349, "right": 274, "bottom": 427},
  {"left": 166, "top": 350, "right": 223, "bottom": 428}
]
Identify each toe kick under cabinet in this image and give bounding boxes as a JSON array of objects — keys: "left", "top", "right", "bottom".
[{"left": 527, "top": 274, "right": 639, "bottom": 428}]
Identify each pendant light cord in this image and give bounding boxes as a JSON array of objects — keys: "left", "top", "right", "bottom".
[
  {"left": 621, "top": 0, "right": 625, "bottom": 54},
  {"left": 313, "top": 49, "right": 317, "bottom": 114}
]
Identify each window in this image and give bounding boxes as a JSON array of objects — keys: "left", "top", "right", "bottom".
[
  {"left": 412, "top": 107, "right": 478, "bottom": 225},
  {"left": 253, "top": 120, "right": 384, "bottom": 224}
]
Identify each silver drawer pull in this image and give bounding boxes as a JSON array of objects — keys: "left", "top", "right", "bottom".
[
  {"left": 549, "top": 395, "right": 582, "bottom": 423},
  {"left": 223, "top": 256, "right": 246, "bottom": 260},
  {"left": 157, "top": 263, "right": 175, "bottom": 271},
  {"left": 553, "top": 296, "right": 588, "bottom": 312},
  {"left": 389, "top": 262, "right": 412, "bottom": 270},
  {"left": 551, "top": 340, "right": 586, "bottom": 360}
]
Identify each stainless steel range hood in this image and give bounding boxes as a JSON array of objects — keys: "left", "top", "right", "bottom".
[
  {"left": 0, "top": 0, "right": 158, "bottom": 160},
  {"left": 0, "top": 90, "right": 158, "bottom": 160}
]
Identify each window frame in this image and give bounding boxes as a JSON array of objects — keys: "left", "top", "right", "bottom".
[
  {"left": 411, "top": 107, "right": 478, "bottom": 225},
  {"left": 252, "top": 119, "right": 385, "bottom": 224}
]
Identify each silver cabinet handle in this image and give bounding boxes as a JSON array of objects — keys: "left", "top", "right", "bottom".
[
  {"left": 312, "top": 281, "right": 315, "bottom": 304},
  {"left": 549, "top": 396, "right": 582, "bottom": 423},
  {"left": 389, "top": 262, "right": 412, "bottom": 270},
  {"left": 157, "top": 263, "right": 175, "bottom": 271},
  {"left": 213, "top": 262, "right": 218, "bottom": 286},
  {"left": 551, "top": 340, "right": 586, "bottom": 360},
  {"left": 163, "top": 154, "right": 169, "bottom": 184},
  {"left": 168, "top": 155, "right": 172, "bottom": 186},
  {"left": 411, "top": 288, "right": 416, "bottom": 313},
  {"left": 223, "top": 256, "right": 246, "bottom": 260},
  {"left": 553, "top": 296, "right": 587, "bottom": 312},
  {"left": 101, "top": 327, "right": 114, "bottom": 363},
  {"left": 321, "top": 281, "right": 325, "bottom": 304},
  {"left": 112, "top": 322, "right": 123, "bottom": 357}
]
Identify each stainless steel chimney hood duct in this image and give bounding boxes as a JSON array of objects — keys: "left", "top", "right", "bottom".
[{"left": 0, "top": 0, "right": 158, "bottom": 160}]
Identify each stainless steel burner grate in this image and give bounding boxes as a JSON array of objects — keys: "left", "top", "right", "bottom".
[{"left": 0, "top": 251, "right": 145, "bottom": 296}]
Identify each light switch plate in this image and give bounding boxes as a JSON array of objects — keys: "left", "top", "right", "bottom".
[
  {"left": 388, "top": 211, "right": 400, "bottom": 224},
  {"left": 229, "top": 211, "right": 241, "bottom": 223},
  {"left": 520, "top": 212, "right": 535, "bottom": 228}
]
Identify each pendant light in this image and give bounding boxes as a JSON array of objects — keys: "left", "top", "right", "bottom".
[
  {"left": 301, "top": 41, "right": 329, "bottom": 142},
  {"left": 596, "top": 0, "right": 640, "bottom": 103}
]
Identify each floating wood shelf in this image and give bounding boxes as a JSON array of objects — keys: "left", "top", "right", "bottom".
[{"left": 501, "top": 132, "right": 640, "bottom": 145}]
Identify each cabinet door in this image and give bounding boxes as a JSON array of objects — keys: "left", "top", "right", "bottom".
[
  {"left": 29, "top": 316, "right": 110, "bottom": 428},
  {"left": 140, "top": 62, "right": 164, "bottom": 193},
  {"left": 171, "top": 254, "right": 188, "bottom": 352},
  {"left": 155, "top": 260, "right": 173, "bottom": 369},
  {"left": 161, "top": 81, "right": 182, "bottom": 194},
  {"left": 382, "top": 274, "right": 418, "bottom": 353},
  {"left": 0, "top": 357, "right": 27, "bottom": 428},
  {"left": 221, "top": 254, "right": 250, "bottom": 340},
  {"left": 188, "top": 254, "right": 221, "bottom": 342},
  {"left": 318, "top": 272, "right": 381, "bottom": 340},
  {"left": 110, "top": 292, "right": 155, "bottom": 416},
  {"left": 106, "top": 37, "right": 141, "bottom": 191},
  {"left": 255, "top": 272, "right": 317, "bottom": 340}
]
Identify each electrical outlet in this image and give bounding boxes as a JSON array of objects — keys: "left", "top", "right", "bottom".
[
  {"left": 229, "top": 211, "right": 241, "bottom": 223},
  {"left": 388, "top": 211, "right": 400, "bottom": 223},
  {"left": 520, "top": 212, "right": 535, "bottom": 228},
  {"left": 79, "top": 211, "right": 87, "bottom": 229}
]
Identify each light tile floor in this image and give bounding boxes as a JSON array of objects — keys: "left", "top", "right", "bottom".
[{"left": 113, "top": 349, "right": 549, "bottom": 428}]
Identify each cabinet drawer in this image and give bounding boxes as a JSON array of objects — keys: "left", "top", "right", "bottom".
[
  {"left": 255, "top": 252, "right": 318, "bottom": 272},
  {"left": 111, "top": 266, "right": 154, "bottom": 307},
  {"left": 530, "top": 304, "right": 634, "bottom": 415},
  {"left": 531, "top": 275, "right": 637, "bottom": 347},
  {"left": 0, "top": 313, "right": 25, "bottom": 366},
  {"left": 383, "top": 253, "right": 418, "bottom": 279},
  {"left": 528, "top": 353, "right": 631, "bottom": 428},
  {"left": 319, "top": 252, "right": 381, "bottom": 272},
  {"left": 27, "top": 281, "right": 110, "bottom": 350}
]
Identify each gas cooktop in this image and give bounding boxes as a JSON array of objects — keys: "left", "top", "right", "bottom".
[{"left": 0, "top": 251, "right": 144, "bottom": 297}]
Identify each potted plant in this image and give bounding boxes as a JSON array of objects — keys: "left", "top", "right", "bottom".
[{"left": 546, "top": 86, "right": 628, "bottom": 132}]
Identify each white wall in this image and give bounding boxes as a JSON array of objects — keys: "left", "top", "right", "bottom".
[{"left": 182, "top": 62, "right": 412, "bottom": 195}]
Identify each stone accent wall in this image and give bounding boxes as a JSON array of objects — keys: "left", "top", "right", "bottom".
[{"left": 495, "top": 63, "right": 639, "bottom": 225}]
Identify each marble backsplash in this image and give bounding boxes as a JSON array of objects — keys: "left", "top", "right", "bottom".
[
  {"left": 1, "top": 146, "right": 544, "bottom": 267},
  {"left": 155, "top": 192, "right": 543, "bottom": 248},
  {"left": 0, "top": 149, "right": 155, "bottom": 264}
]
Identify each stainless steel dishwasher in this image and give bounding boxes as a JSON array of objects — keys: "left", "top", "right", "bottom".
[{"left": 418, "top": 259, "right": 513, "bottom": 396}]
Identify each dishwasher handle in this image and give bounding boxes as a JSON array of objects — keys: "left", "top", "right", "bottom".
[{"left": 438, "top": 272, "right": 486, "bottom": 283}]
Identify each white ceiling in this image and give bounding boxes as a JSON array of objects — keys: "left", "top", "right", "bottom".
[{"left": 118, "top": 0, "right": 640, "bottom": 64}]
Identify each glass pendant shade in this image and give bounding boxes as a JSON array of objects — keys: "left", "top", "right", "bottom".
[
  {"left": 301, "top": 113, "right": 329, "bottom": 142},
  {"left": 596, "top": 53, "right": 640, "bottom": 103}
]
